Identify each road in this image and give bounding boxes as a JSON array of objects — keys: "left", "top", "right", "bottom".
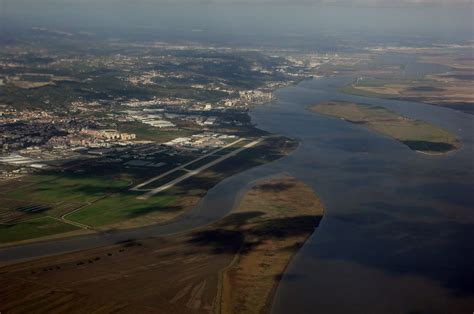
[
  {"left": 131, "top": 138, "right": 245, "bottom": 191},
  {"left": 138, "top": 138, "right": 263, "bottom": 200},
  {"left": 0, "top": 138, "right": 266, "bottom": 266}
]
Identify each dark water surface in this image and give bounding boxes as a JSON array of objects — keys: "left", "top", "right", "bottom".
[
  {"left": 1, "top": 77, "right": 473, "bottom": 313},
  {"left": 252, "top": 78, "right": 474, "bottom": 314}
]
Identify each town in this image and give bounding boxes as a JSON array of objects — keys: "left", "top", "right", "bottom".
[
  {"left": 0, "top": 35, "right": 368, "bottom": 246},
  {"left": 0, "top": 39, "right": 348, "bottom": 180}
]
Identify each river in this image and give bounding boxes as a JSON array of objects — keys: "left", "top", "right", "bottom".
[
  {"left": 252, "top": 77, "right": 474, "bottom": 313},
  {"left": 1, "top": 74, "right": 473, "bottom": 313}
]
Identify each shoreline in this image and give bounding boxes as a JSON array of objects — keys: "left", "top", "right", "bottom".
[
  {"left": 0, "top": 135, "right": 300, "bottom": 260},
  {"left": 0, "top": 175, "right": 325, "bottom": 313},
  {"left": 307, "top": 101, "right": 462, "bottom": 155}
]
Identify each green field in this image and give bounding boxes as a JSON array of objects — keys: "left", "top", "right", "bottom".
[
  {"left": 5, "top": 173, "right": 131, "bottom": 204},
  {"left": 0, "top": 171, "right": 181, "bottom": 241},
  {"left": 66, "top": 192, "right": 178, "bottom": 227},
  {"left": 67, "top": 136, "right": 297, "bottom": 228},
  {"left": 309, "top": 101, "right": 461, "bottom": 154},
  {"left": 0, "top": 217, "right": 79, "bottom": 244},
  {"left": 0, "top": 136, "right": 298, "bottom": 243}
]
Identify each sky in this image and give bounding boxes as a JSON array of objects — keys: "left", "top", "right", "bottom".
[
  {"left": 1, "top": 0, "right": 473, "bottom": 5},
  {"left": 1, "top": 0, "right": 472, "bottom": 48}
]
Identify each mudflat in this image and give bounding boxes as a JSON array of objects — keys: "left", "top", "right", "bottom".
[
  {"left": 309, "top": 101, "right": 461, "bottom": 154},
  {"left": 339, "top": 53, "right": 474, "bottom": 115},
  {"left": 0, "top": 175, "right": 324, "bottom": 314}
]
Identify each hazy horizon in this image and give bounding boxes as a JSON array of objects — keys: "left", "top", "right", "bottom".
[
  {"left": 2, "top": 0, "right": 473, "bottom": 6},
  {"left": 1, "top": 0, "right": 473, "bottom": 49}
]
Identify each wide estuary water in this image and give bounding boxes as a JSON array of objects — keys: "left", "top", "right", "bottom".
[
  {"left": 1, "top": 76, "right": 473, "bottom": 313},
  {"left": 252, "top": 77, "right": 474, "bottom": 313}
]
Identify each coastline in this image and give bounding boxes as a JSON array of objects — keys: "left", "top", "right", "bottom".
[
  {"left": 0, "top": 175, "right": 325, "bottom": 313},
  {"left": 0, "top": 135, "right": 299, "bottom": 247},
  {"left": 307, "top": 101, "right": 462, "bottom": 155}
]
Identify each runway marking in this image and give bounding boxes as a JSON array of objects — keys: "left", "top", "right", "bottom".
[
  {"left": 131, "top": 138, "right": 245, "bottom": 192},
  {"left": 137, "top": 138, "right": 263, "bottom": 200}
]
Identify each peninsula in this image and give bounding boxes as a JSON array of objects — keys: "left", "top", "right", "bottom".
[
  {"left": 0, "top": 175, "right": 324, "bottom": 313},
  {"left": 309, "top": 101, "right": 461, "bottom": 154}
]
